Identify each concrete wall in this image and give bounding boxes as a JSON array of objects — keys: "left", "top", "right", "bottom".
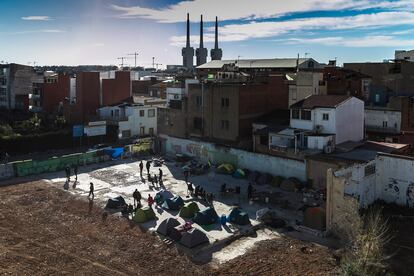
[
  {"left": 161, "top": 135, "right": 306, "bottom": 181},
  {"left": 376, "top": 153, "right": 414, "bottom": 207},
  {"left": 365, "top": 108, "right": 401, "bottom": 133},
  {"left": 335, "top": 97, "right": 364, "bottom": 144}
]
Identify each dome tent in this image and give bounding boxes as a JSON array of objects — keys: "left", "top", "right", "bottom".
[
  {"left": 133, "top": 206, "right": 156, "bottom": 223},
  {"left": 162, "top": 196, "right": 184, "bottom": 211},
  {"left": 227, "top": 207, "right": 250, "bottom": 225},
  {"left": 105, "top": 196, "right": 126, "bottom": 209},
  {"left": 179, "top": 202, "right": 200, "bottom": 218},
  {"left": 192, "top": 207, "right": 219, "bottom": 226},
  {"left": 179, "top": 228, "right": 209, "bottom": 248},
  {"left": 157, "top": 217, "right": 180, "bottom": 236}
]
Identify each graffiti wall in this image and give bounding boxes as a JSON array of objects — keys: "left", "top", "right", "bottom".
[
  {"left": 161, "top": 135, "right": 306, "bottom": 181},
  {"left": 376, "top": 154, "right": 414, "bottom": 208}
]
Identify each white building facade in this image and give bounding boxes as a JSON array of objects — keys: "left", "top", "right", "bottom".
[{"left": 98, "top": 103, "right": 157, "bottom": 139}]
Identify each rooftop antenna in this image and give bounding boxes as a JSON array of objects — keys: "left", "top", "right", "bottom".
[
  {"left": 117, "top": 57, "right": 128, "bottom": 68},
  {"left": 127, "top": 52, "right": 139, "bottom": 68}
]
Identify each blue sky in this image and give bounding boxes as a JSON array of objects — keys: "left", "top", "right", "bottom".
[{"left": 1, "top": 0, "right": 414, "bottom": 66}]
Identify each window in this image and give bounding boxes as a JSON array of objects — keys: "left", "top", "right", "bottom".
[
  {"left": 0, "top": 78, "right": 6, "bottom": 86},
  {"left": 140, "top": 127, "right": 145, "bottom": 135},
  {"left": 323, "top": 113, "right": 329, "bottom": 121},
  {"left": 196, "top": 96, "right": 202, "bottom": 108},
  {"left": 383, "top": 121, "right": 388, "bottom": 128},
  {"left": 111, "top": 110, "right": 114, "bottom": 117},
  {"left": 114, "top": 109, "right": 119, "bottom": 117},
  {"left": 149, "top": 128, "right": 154, "bottom": 136},
  {"left": 173, "top": 94, "right": 179, "bottom": 99},
  {"left": 221, "top": 120, "right": 230, "bottom": 130},
  {"left": 292, "top": 109, "right": 300, "bottom": 119},
  {"left": 148, "top": 109, "right": 155, "bottom": 117},
  {"left": 364, "top": 164, "right": 376, "bottom": 176},
  {"left": 375, "top": 94, "right": 380, "bottom": 103},
  {"left": 193, "top": 117, "right": 202, "bottom": 130},
  {"left": 301, "top": 110, "right": 311, "bottom": 120},
  {"left": 139, "top": 110, "right": 145, "bottom": 117},
  {"left": 221, "top": 97, "right": 229, "bottom": 108},
  {"left": 121, "top": 130, "right": 131, "bottom": 138}
]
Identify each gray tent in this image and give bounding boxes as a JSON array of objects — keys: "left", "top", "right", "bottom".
[
  {"left": 179, "top": 228, "right": 209, "bottom": 248},
  {"left": 156, "top": 217, "right": 180, "bottom": 236}
]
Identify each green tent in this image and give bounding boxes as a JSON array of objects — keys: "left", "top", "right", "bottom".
[
  {"left": 133, "top": 206, "right": 156, "bottom": 223},
  {"left": 179, "top": 202, "right": 200, "bottom": 218},
  {"left": 133, "top": 208, "right": 147, "bottom": 223},
  {"left": 142, "top": 206, "right": 156, "bottom": 220}
]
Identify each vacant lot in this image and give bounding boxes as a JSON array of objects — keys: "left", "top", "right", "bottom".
[{"left": 0, "top": 181, "right": 337, "bottom": 275}]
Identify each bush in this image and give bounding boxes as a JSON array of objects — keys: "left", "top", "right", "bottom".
[{"left": 339, "top": 208, "right": 392, "bottom": 276}]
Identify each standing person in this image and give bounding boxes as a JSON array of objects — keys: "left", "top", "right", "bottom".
[
  {"left": 139, "top": 161, "right": 144, "bottom": 177},
  {"left": 74, "top": 164, "right": 78, "bottom": 181},
  {"left": 88, "top": 182, "right": 94, "bottom": 199},
  {"left": 247, "top": 182, "right": 253, "bottom": 200},
  {"left": 158, "top": 168, "right": 163, "bottom": 183},
  {"left": 146, "top": 160, "right": 151, "bottom": 175},
  {"left": 65, "top": 166, "right": 71, "bottom": 182},
  {"left": 147, "top": 194, "right": 154, "bottom": 208},
  {"left": 153, "top": 173, "right": 158, "bottom": 188},
  {"left": 133, "top": 189, "right": 141, "bottom": 208}
]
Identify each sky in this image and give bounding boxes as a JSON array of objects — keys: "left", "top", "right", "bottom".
[{"left": 1, "top": 0, "right": 414, "bottom": 67}]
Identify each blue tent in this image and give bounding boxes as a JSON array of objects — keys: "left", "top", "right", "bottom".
[
  {"left": 104, "top": 147, "right": 124, "bottom": 159},
  {"left": 192, "top": 207, "right": 219, "bottom": 225},
  {"left": 227, "top": 207, "right": 250, "bottom": 225},
  {"left": 162, "top": 196, "right": 184, "bottom": 211}
]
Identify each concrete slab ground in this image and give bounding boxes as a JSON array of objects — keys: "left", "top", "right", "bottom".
[{"left": 44, "top": 156, "right": 325, "bottom": 263}]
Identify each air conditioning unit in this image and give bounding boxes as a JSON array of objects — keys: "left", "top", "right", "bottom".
[
  {"left": 324, "top": 145, "right": 333, "bottom": 154},
  {"left": 315, "top": 125, "right": 323, "bottom": 133}
]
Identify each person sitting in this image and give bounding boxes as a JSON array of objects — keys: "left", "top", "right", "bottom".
[{"left": 155, "top": 193, "right": 164, "bottom": 206}]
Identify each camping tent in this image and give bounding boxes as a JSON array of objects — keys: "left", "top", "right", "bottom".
[
  {"left": 105, "top": 196, "right": 126, "bottom": 209},
  {"left": 162, "top": 196, "right": 184, "bottom": 211},
  {"left": 233, "top": 169, "right": 246, "bottom": 178},
  {"left": 169, "top": 226, "right": 183, "bottom": 241},
  {"left": 133, "top": 206, "right": 156, "bottom": 223},
  {"left": 217, "top": 163, "right": 235, "bottom": 174},
  {"left": 179, "top": 228, "right": 209, "bottom": 248},
  {"left": 192, "top": 207, "right": 218, "bottom": 225},
  {"left": 179, "top": 202, "right": 200, "bottom": 218},
  {"left": 227, "top": 207, "right": 250, "bottom": 225},
  {"left": 155, "top": 190, "right": 174, "bottom": 205},
  {"left": 156, "top": 217, "right": 180, "bottom": 236},
  {"left": 303, "top": 207, "right": 326, "bottom": 231}
]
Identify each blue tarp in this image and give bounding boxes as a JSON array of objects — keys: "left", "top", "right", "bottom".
[{"left": 104, "top": 147, "right": 124, "bottom": 159}]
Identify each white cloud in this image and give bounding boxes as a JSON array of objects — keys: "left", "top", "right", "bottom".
[
  {"left": 111, "top": 0, "right": 414, "bottom": 23},
  {"left": 284, "top": 36, "right": 414, "bottom": 47},
  {"left": 171, "top": 11, "right": 414, "bottom": 45},
  {"left": 2, "top": 29, "right": 65, "bottom": 35},
  {"left": 21, "top": 16, "right": 53, "bottom": 21}
]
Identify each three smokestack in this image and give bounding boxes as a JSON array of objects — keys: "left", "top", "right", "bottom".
[{"left": 182, "top": 14, "right": 222, "bottom": 69}]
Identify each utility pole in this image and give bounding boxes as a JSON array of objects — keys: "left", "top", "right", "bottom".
[
  {"left": 117, "top": 57, "right": 128, "bottom": 69},
  {"left": 152, "top": 57, "right": 155, "bottom": 69},
  {"left": 127, "top": 52, "right": 139, "bottom": 68},
  {"left": 28, "top": 61, "right": 38, "bottom": 67}
]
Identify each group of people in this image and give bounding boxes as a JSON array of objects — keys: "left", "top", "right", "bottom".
[
  {"left": 186, "top": 181, "right": 214, "bottom": 205},
  {"left": 139, "top": 160, "right": 164, "bottom": 188},
  {"left": 65, "top": 164, "right": 78, "bottom": 182}
]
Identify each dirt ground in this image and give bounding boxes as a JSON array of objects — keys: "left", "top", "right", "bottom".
[{"left": 0, "top": 181, "right": 337, "bottom": 275}]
